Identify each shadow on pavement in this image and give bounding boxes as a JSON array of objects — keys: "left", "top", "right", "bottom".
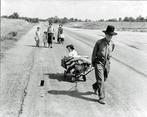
[
  {"left": 26, "top": 45, "right": 48, "bottom": 48},
  {"left": 44, "top": 73, "right": 71, "bottom": 82},
  {"left": 48, "top": 90, "right": 97, "bottom": 102},
  {"left": 44, "top": 73, "right": 85, "bottom": 83}
]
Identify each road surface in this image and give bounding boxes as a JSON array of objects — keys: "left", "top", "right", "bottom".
[{"left": 0, "top": 22, "right": 147, "bottom": 117}]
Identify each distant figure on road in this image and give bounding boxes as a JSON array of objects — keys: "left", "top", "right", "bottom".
[
  {"left": 47, "top": 23, "right": 54, "bottom": 48},
  {"left": 42, "top": 31, "right": 47, "bottom": 47},
  {"left": 34, "top": 27, "right": 41, "bottom": 47},
  {"left": 92, "top": 25, "right": 117, "bottom": 104},
  {"left": 57, "top": 24, "right": 64, "bottom": 44}
]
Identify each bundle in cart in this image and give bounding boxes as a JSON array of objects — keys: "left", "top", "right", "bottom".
[{"left": 61, "top": 56, "right": 94, "bottom": 82}]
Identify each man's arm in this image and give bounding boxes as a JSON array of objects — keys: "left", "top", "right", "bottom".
[
  {"left": 53, "top": 27, "right": 55, "bottom": 33},
  {"left": 92, "top": 41, "right": 99, "bottom": 66},
  {"left": 47, "top": 28, "right": 48, "bottom": 33},
  {"left": 47, "top": 28, "right": 49, "bottom": 38},
  {"left": 57, "top": 28, "right": 60, "bottom": 37},
  {"left": 112, "top": 43, "right": 115, "bottom": 51},
  {"left": 52, "top": 27, "right": 55, "bottom": 37}
]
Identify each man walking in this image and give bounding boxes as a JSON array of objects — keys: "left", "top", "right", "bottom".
[{"left": 92, "top": 25, "right": 117, "bottom": 104}]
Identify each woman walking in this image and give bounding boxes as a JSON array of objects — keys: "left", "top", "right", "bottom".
[{"left": 47, "top": 23, "right": 54, "bottom": 48}]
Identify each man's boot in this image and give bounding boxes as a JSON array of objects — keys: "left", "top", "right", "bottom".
[{"left": 98, "top": 98, "right": 105, "bottom": 104}]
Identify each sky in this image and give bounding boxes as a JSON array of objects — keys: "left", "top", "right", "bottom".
[{"left": 1, "top": 0, "right": 147, "bottom": 20}]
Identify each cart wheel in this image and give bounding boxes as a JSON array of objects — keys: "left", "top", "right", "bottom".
[
  {"left": 71, "top": 77, "right": 76, "bottom": 82},
  {"left": 83, "top": 75, "right": 86, "bottom": 81}
]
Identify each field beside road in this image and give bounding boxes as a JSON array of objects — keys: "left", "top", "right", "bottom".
[
  {"left": 0, "top": 21, "right": 147, "bottom": 117},
  {"left": 0, "top": 18, "right": 35, "bottom": 58},
  {"left": 66, "top": 21, "right": 147, "bottom": 32}
]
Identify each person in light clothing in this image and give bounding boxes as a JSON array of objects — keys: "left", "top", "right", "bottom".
[
  {"left": 34, "top": 27, "right": 41, "bottom": 47},
  {"left": 67, "top": 45, "right": 78, "bottom": 57}
]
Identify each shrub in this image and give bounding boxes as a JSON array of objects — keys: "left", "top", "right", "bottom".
[
  {"left": 9, "top": 32, "right": 17, "bottom": 37},
  {"left": 25, "top": 18, "right": 39, "bottom": 23},
  {"left": 9, "top": 12, "right": 19, "bottom": 19}
]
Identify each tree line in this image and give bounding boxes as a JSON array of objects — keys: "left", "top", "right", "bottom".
[
  {"left": 98, "top": 16, "right": 147, "bottom": 22},
  {"left": 1, "top": 12, "right": 147, "bottom": 23},
  {"left": 2, "top": 12, "right": 40, "bottom": 23}
]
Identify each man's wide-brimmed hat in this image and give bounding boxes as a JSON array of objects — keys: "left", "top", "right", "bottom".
[
  {"left": 66, "top": 44, "right": 74, "bottom": 50},
  {"left": 103, "top": 25, "right": 117, "bottom": 35}
]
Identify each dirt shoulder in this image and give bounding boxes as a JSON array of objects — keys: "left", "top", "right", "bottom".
[
  {"left": 0, "top": 18, "right": 36, "bottom": 58},
  {"left": 0, "top": 22, "right": 44, "bottom": 117}
]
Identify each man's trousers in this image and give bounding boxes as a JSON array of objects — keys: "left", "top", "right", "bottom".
[{"left": 93, "top": 63, "right": 107, "bottom": 99}]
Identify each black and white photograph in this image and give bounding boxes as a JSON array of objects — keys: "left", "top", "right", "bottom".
[{"left": 1, "top": 0, "right": 147, "bottom": 117}]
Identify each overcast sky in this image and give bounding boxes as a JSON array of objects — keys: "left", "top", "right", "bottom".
[{"left": 1, "top": 0, "right": 147, "bottom": 20}]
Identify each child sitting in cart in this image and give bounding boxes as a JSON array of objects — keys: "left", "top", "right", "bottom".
[{"left": 65, "top": 44, "right": 91, "bottom": 74}]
